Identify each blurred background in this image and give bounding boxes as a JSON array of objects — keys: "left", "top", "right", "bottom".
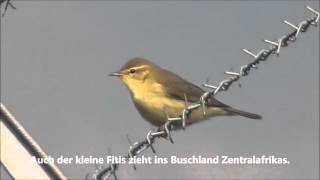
[{"left": 1, "top": 1, "right": 319, "bottom": 179}]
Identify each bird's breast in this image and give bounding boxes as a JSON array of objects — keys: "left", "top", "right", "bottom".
[
  {"left": 129, "top": 81, "right": 222, "bottom": 126},
  {"left": 131, "top": 82, "right": 185, "bottom": 125}
]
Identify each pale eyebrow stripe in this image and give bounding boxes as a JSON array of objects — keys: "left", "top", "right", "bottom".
[{"left": 131, "top": 65, "right": 149, "bottom": 71}]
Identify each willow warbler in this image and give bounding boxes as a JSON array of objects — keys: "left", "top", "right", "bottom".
[{"left": 110, "top": 57, "right": 261, "bottom": 127}]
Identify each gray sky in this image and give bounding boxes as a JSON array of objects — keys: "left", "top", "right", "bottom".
[{"left": 1, "top": 1, "right": 319, "bottom": 179}]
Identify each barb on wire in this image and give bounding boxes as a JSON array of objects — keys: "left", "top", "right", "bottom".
[
  {"left": 0, "top": 0, "right": 16, "bottom": 16},
  {"left": 92, "top": 6, "right": 319, "bottom": 180}
]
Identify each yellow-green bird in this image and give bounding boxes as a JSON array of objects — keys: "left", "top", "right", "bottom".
[{"left": 110, "top": 57, "right": 261, "bottom": 127}]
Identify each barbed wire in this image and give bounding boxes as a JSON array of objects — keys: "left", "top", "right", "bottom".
[
  {"left": 0, "top": 0, "right": 16, "bottom": 16},
  {"left": 92, "top": 6, "right": 319, "bottom": 180}
]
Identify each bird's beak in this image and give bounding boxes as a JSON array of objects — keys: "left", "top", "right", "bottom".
[{"left": 108, "top": 72, "right": 122, "bottom": 77}]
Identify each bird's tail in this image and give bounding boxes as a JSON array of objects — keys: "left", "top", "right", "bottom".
[{"left": 224, "top": 107, "right": 262, "bottom": 119}]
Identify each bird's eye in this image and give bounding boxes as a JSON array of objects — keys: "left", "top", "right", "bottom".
[{"left": 129, "top": 69, "right": 136, "bottom": 74}]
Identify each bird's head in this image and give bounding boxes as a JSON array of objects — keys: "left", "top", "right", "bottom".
[{"left": 109, "top": 57, "right": 159, "bottom": 90}]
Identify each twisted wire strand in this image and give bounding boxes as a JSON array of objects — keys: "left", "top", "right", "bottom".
[
  {"left": 0, "top": 0, "right": 16, "bottom": 16},
  {"left": 93, "top": 6, "right": 319, "bottom": 180}
]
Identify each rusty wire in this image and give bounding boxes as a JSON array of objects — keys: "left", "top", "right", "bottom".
[{"left": 92, "top": 6, "right": 319, "bottom": 180}]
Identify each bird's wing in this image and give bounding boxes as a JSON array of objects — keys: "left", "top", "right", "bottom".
[{"left": 155, "top": 68, "right": 229, "bottom": 108}]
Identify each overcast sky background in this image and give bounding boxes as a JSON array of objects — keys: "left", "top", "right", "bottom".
[{"left": 1, "top": 1, "right": 319, "bottom": 179}]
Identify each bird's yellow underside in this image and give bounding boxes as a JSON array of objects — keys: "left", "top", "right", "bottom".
[{"left": 122, "top": 76, "right": 228, "bottom": 126}]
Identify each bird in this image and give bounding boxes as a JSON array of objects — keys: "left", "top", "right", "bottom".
[{"left": 109, "top": 57, "right": 261, "bottom": 128}]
